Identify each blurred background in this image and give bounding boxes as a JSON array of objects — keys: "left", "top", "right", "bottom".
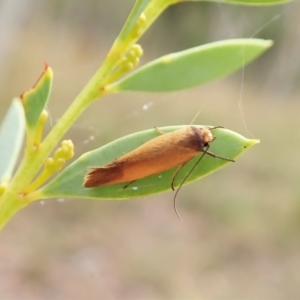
[{"left": 1, "top": 0, "right": 300, "bottom": 299}]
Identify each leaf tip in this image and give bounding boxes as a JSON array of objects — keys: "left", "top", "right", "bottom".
[
  {"left": 245, "top": 138, "right": 260, "bottom": 149},
  {"left": 265, "top": 40, "right": 274, "bottom": 48}
]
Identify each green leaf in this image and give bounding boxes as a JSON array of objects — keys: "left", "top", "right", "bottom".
[
  {"left": 0, "top": 98, "right": 25, "bottom": 182},
  {"left": 39, "top": 126, "right": 258, "bottom": 200},
  {"left": 201, "top": 0, "right": 292, "bottom": 5},
  {"left": 108, "top": 39, "right": 272, "bottom": 92},
  {"left": 21, "top": 65, "right": 53, "bottom": 129}
]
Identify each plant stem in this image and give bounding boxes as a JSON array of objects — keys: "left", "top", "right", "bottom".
[
  {"left": 0, "top": 58, "right": 113, "bottom": 229},
  {"left": 0, "top": 0, "right": 173, "bottom": 229}
]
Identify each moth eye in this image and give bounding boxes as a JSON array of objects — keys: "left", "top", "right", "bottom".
[{"left": 204, "top": 142, "right": 209, "bottom": 147}]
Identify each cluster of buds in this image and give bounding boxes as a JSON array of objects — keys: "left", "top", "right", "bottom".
[{"left": 23, "top": 140, "right": 74, "bottom": 195}]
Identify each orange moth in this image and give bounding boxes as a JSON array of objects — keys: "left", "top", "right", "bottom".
[{"left": 83, "top": 126, "right": 234, "bottom": 189}]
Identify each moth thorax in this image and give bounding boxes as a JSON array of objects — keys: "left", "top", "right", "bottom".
[{"left": 201, "top": 129, "right": 214, "bottom": 144}]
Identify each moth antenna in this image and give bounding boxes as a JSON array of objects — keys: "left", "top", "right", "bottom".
[
  {"left": 171, "top": 163, "right": 187, "bottom": 191},
  {"left": 173, "top": 192, "right": 183, "bottom": 222},
  {"left": 173, "top": 150, "right": 207, "bottom": 221}
]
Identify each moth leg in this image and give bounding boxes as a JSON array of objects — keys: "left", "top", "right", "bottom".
[
  {"left": 205, "top": 150, "right": 235, "bottom": 162},
  {"left": 154, "top": 127, "right": 165, "bottom": 135},
  {"left": 123, "top": 180, "right": 136, "bottom": 189},
  {"left": 209, "top": 125, "right": 224, "bottom": 130},
  {"left": 171, "top": 163, "right": 187, "bottom": 191}
]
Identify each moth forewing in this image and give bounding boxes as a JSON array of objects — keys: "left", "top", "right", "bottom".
[{"left": 83, "top": 126, "right": 234, "bottom": 188}]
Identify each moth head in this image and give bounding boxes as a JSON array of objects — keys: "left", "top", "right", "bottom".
[{"left": 201, "top": 128, "right": 215, "bottom": 147}]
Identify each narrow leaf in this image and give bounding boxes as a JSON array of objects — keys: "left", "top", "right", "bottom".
[
  {"left": 21, "top": 65, "right": 53, "bottom": 129},
  {"left": 109, "top": 39, "right": 272, "bottom": 92},
  {"left": 39, "top": 126, "right": 259, "bottom": 200},
  {"left": 0, "top": 98, "right": 25, "bottom": 182}
]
